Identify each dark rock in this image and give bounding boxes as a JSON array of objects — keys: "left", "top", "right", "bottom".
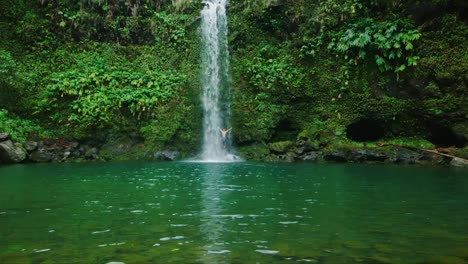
[
  {"left": 153, "top": 151, "right": 180, "bottom": 161},
  {"left": 391, "top": 148, "right": 422, "bottom": 164},
  {"left": 70, "top": 142, "right": 79, "bottom": 149},
  {"left": 72, "top": 150, "right": 82, "bottom": 158},
  {"left": 302, "top": 151, "right": 322, "bottom": 161},
  {"left": 29, "top": 150, "right": 54, "bottom": 162},
  {"left": 277, "top": 152, "right": 295, "bottom": 162},
  {"left": 296, "top": 139, "right": 307, "bottom": 147},
  {"left": 295, "top": 147, "right": 306, "bottom": 155},
  {"left": 84, "top": 147, "right": 99, "bottom": 160},
  {"left": 352, "top": 149, "right": 387, "bottom": 162},
  {"left": 43, "top": 139, "right": 55, "bottom": 146},
  {"left": 418, "top": 152, "right": 449, "bottom": 165},
  {"left": 0, "top": 133, "right": 11, "bottom": 142},
  {"left": 296, "top": 140, "right": 317, "bottom": 152},
  {"left": 0, "top": 140, "right": 26, "bottom": 163},
  {"left": 324, "top": 149, "right": 348, "bottom": 162},
  {"left": 23, "top": 141, "right": 38, "bottom": 152}
]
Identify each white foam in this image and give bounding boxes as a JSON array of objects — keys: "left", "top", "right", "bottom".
[
  {"left": 34, "top": 249, "right": 51, "bottom": 253},
  {"left": 92, "top": 229, "right": 110, "bottom": 234},
  {"left": 255, "top": 249, "right": 279, "bottom": 254},
  {"left": 208, "top": 250, "right": 231, "bottom": 254},
  {"left": 280, "top": 221, "right": 298, "bottom": 225}
]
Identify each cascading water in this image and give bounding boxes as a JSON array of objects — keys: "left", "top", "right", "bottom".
[{"left": 200, "top": 0, "right": 236, "bottom": 162}]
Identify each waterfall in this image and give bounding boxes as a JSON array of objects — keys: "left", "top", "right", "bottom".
[{"left": 200, "top": 0, "right": 236, "bottom": 162}]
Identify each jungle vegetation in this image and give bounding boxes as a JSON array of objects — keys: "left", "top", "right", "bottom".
[{"left": 0, "top": 0, "right": 466, "bottom": 159}]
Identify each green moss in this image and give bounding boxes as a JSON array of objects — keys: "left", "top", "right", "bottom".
[
  {"left": 454, "top": 147, "right": 468, "bottom": 160},
  {"left": 268, "top": 141, "right": 294, "bottom": 153},
  {"left": 237, "top": 143, "right": 270, "bottom": 161}
]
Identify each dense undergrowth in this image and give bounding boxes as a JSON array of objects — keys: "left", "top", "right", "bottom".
[{"left": 0, "top": 0, "right": 466, "bottom": 160}]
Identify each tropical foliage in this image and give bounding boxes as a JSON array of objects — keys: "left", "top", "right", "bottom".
[{"left": 0, "top": 0, "right": 466, "bottom": 158}]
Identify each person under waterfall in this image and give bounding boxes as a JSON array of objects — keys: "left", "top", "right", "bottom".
[{"left": 219, "top": 127, "right": 232, "bottom": 148}]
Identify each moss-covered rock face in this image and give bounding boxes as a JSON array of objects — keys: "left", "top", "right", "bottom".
[
  {"left": 0, "top": 1, "right": 466, "bottom": 164},
  {"left": 227, "top": 1, "right": 467, "bottom": 163}
]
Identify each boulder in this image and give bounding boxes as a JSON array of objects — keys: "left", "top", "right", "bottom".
[
  {"left": 296, "top": 140, "right": 317, "bottom": 151},
  {"left": 302, "top": 151, "right": 322, "bottom": 161},
  {"left": 23, "top": 141, "right": 38, "bottom": 152},
  {"left": 0, "top": 133, "right": 11, "bottom": 142},
  {"left": 324, "top": 149, "right": 348, "bottom": 162},
  {"left": 70, "top": 141, "right": 80, "bottom": 149},
  {"left": 84, "top": 146, "right": 99, "bottom": 159},
  {"left": 351, "top": 149, "right": 387, "bottom": 162},
  {"left": 277, "top": 152, "right": 295, "bottom": 162},
  {"left": 450, "top": 157, "right": 468, "bottom": 167},
  {"left": 153, "top": 151, "right": 180, "bottom": 161},
  {"left": 390, "top": 148, "right": 422, "bottom": 164},
  {"left": 63, "top": 151, "right": 71, "bottom": 161},
  {"left": 0, "top": 140, "right": 26, "bottom": 163},
  {"left": 29, "top": 150, "right": 54, "bottom": 162}
]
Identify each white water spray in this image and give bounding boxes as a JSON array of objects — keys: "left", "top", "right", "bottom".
[{"left": 200, "top": 0, "right": 237, "bottom": 162}]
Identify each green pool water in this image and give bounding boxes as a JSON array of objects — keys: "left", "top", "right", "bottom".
[{"left": 0, "top": 162, "right": 467, "bottom": 264}]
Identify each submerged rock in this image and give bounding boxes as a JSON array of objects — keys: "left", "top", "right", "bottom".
[{"left": 0, "top": 140, "right": 26, "bottom": 163}]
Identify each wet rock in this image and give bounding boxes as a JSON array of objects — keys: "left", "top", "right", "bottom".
[
  {"left": 352, "top": 149, "right": 387, "bottom": 162},
  {"left": 23, "top": 141, "right": 38, "bottom": 152},
  {"left": 450, "top": 157, "right": 468, "bottom": 167},
  {"left": 0, "top": 133, "right": 11, "bottom": 142},
  {"left": 0, "top": 140, "right": 26, "bottom": 163},
  {"left": 295, "top": 147, "right": 306, "bottom": 155},
  {"left": 153, "top": 151, "right": 179, "bottom": 161},
  {"left": 84, "top": 147, "right": 99, "bottom": 160},
  {"left": 390, "top": 148, "right": 422, "bottom": 164},
  {"left": 63, "top": 151, "right": 71, "bottom": 161},
  {"left": 70, "top": 141, "right": 79, "bottom": 149},
  {"left": 324, "top": 149, "right": 348, "bottom": 162},
  {"left": 418, "top": 152, "right": 449, "bottom": 165},
  {"left": 29, "top": 150, "right": 54, "bottom": 162},
  {"left": 277, "top": 152, "right": 295, "bottom": 162},
  {"left": 72, "top": 148, "right": 83, "bottom": 158},
  {"left": 64, "top": 141, "right": 79, "bottom": 152},
  {"left": 296, "top": 140, "right": 317, "bottom": 152},
  {"left": 302, "top": 152, "right": 322, "bottom": 161}
]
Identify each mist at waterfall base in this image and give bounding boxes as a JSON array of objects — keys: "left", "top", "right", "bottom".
[{"left": 198, "top": 0, "right": 239, "bottom": 162}]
